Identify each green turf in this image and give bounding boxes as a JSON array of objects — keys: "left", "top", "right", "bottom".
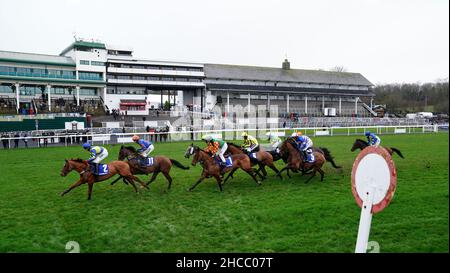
[{"left": 0, "top": 133, "right": 448, "bottom": 253}]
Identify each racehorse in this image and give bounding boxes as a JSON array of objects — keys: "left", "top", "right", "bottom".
[
  {"left": 226, "top": 142, "right": 282, "bottom": 179},
  {"left": 351, "top": 139, "right": 404, "bottom": 158},
  {"left": 187, "top": 145, "right": 261, "bottom": 192},
  {"left": 278, "top": 139, "right": 327, "bottom": 183},
  {"left": 283, "top": 137, "right": 342, "bottom": 170},
  {"left": 111, "top": 145, "right": 190, "bottom": 190},
  {"left": 60, "top": 158, "right": 148, "bottom": 200}
]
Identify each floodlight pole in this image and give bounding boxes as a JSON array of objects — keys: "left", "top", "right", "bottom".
[{"left": 355, "top": 186, "right": 374, "bottom": 253}]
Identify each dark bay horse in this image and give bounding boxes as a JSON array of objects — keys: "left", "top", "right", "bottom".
[
  {"left": 278, "top": 139, "right": 327, "bottom": 183},
  {"left": 60, "top": 158, "right": 148, "bottom": 200},
  {"left": 226, "top": 142, "right": 281, "bottom": 179},
  {"left": 351, "top": 139, "right": 404, "bottom": 158},
  {"left": 188, "top": 145, "right": 261, "bottom": 192},
  {"left": 112, "top": 145, "right": 189, "bottom": 190}
]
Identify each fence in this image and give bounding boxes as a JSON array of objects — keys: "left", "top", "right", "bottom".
[{"left": 0, "top": 124, "right": 445, "bottom": 149}]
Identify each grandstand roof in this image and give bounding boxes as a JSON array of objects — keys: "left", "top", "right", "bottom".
[
  {"left": 204, "top": 64, "right": 373, "bottom": 86},
  {"left": 0, "top": 50, "right": 76, "bottom": 67}
]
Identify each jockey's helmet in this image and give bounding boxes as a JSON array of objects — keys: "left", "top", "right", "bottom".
[
  {"left": 202, "top": 135, "right": 212, "bottom": 141},
  {"left": 82, "top": 143, "right": 91, "bottom": 150},
  {"left": 297, "top": 131, "right": 303, "bottom": 136},
  {"left": 242, "top": 132, "right": 248, "bottom": 137},
  {"left": 365, "top": 131, "right": 371, "bottom": 137},
  {"left": 291, "top": 132, "right": 298, "bottom": 137},
  {"left": 132, "top": 135, "right": 140, "bottom": 141}
]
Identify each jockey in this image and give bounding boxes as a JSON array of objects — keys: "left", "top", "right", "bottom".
[
  {"left": 365, "top": 131, "right": 381, "bottom": 147},
  {"left": 266, "top": 132, "right": 282, "bottom": 153},
  {"left": 293, "top": 134, "right": 315, "bottom": 163},
  {"left": 132, "top": 135, "right": 154, "bottom": 159},
  {"left": 241, "top": 132, "right": 259, "bottom": 154},
  {"left": 203, "top": 135, "right": 228, "bottom": 166},
  {"left": 291, "top": 131, "right": 302, "bottom": 137},
  {"left": 83, "top": 142, "right": 108, "bottom": 174}
]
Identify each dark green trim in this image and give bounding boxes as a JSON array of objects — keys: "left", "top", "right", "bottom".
[
  {"left": 0, "top": 57, "right": 75, "bottom": 67},
  {"left": 0, "top": 75, "right": 105, "bottom": 85},
  {"left": 60, "top": 40, "right": 106, "bottom": 55},
  {"left": 74, "top": 41, "right": 106, "bottom": 49}
]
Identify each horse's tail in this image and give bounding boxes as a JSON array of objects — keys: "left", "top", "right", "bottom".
[
  {"left": 319, "top": 147, "right": 342, "bottom": 169},
  {"left": 390, "top": 147, "right": 404, "bottom": 159},
  {"left": 170, "top": 159, "right": 190, "bottom": 170}
]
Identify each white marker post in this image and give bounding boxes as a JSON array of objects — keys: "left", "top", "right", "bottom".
[
  {"left": 355, "top": 186, "right": 374, "bottom": 253},
  {"left": 351, "top": 146, "right": 397, "bottom": 253}
]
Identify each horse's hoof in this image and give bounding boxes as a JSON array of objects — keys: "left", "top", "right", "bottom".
[
  {"left": 60, "top": 192, "right": 65, "bottom": 197},
  {"left": 188, "top": 188, "right": 192, "bottom": 192}
]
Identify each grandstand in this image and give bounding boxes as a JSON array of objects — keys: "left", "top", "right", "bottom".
[{"left": 0, "top": 37, "right": 401, "bottom": 135}]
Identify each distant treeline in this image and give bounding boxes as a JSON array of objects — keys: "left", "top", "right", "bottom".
[{"left": 373, "top": 80, "right": 449, "bottom": 114}]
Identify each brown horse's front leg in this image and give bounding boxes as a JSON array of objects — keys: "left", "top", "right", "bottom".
[
  {"left": 213, "top": 174, "right": 223, "bottom": 191},
  {"left": 125, "top": 177, "right": 139, "bottom": 193},
  {"left": 304, "top": 169, "right": 317, "bottom": 184},
  {"left": 110, "top": 175, "right": 122, "bottom": 185},
  {"left": 147, "top": 171, "right": 159, "bottom": 186},
  {"left": 252, "top": 167, "right": 265, "bottom": 180},
  {"left": 60, "top": 178, "right": 85, "bottom": 196},
  {"left": 268, "top": 164, "right": 282, "bottom": 179},
  {"left": 135, "top": 175, "right": 149, "bottom": 189},
  {"left": 223, "top": 168, "right": 237, "bottom": 185},
  {"left": 189, "top": 173, "right": 207, "bottom": 191},
  {"left": 278, "top": 165, "right": 291, "bottom": 177},
  {"left": 246, "top": 170, "right": 262, "bottom": 185},
  {"left": 87, "top": 181, "right": 94, "bottom": 200},
  {"left": 258, "top": 163, "right": 268, "bottom": 178}
]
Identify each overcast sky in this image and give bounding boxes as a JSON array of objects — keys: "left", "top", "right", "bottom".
[{"left": 0, "top": 0, "right": 448, "bottom": 84}]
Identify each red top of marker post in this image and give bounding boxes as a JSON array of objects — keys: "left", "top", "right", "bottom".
[{"left": 351, "top": 146, "right": 397, "bottom": 214}]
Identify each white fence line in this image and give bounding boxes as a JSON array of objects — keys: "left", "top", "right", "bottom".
[{"left": 0, "top": 124, "right": 443, "bottom": 149}]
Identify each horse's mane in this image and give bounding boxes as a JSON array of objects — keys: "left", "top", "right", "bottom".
[
  {"left": 356, "top": 139, "right": 369, "bottom": 145},
  {"left": 227, "top": 142, "right": 240, "bottom": 148},
  {"left": 195, "top": 146, "right": 213, "bottom": 158},
  {"left": 123, "top": 146, "right": 137, "bottom": 152},
  {"left": 70, "top": 158, "right": 86, "bottom": 163},
  {"left": 281, "top": 139, "right": 301, "bottom": 157}
]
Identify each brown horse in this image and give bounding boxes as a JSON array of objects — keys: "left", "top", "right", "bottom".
[
  {"left": 278, "top": 139, "right": 327, "bottom": 183},
  {"left": 285, "top": 137, "right": 342, "bottom": 169},
  {"left": 226, "top": 142, "right": 281, "bottom": 179},
  {"left": 112, "top": 145, "right": 190, "bottom": 189},
  {"left": 188, "top": 145, "right": 261, "bottom": 192},
  {"left": 60, "top": 158, "right": 148, "bottom": 200},
  {"left": 351, "top": 139, "right": 404, "bottom": 158}
]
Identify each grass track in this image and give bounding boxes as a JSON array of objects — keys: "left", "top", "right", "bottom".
[{"left": 0, "top": 133, "right": 448, "bottom": 252}]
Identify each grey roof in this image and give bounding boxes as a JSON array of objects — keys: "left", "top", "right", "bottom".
[
  {"left": 0, "top": 50, "right": 75, "bottom": 66},
  {"left": 204, "top": 63, "right": 373, "bottom": 86}
]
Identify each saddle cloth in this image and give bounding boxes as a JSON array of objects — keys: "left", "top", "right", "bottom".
[
  {"left": 91, "top": 164, "right": 109, "bottom": 175},
  {"left": 140, "top": 157, "right": 155, "bottom": 167},
  {"left": 215, "top": 156, "right": 233, "bottom": 167}
]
